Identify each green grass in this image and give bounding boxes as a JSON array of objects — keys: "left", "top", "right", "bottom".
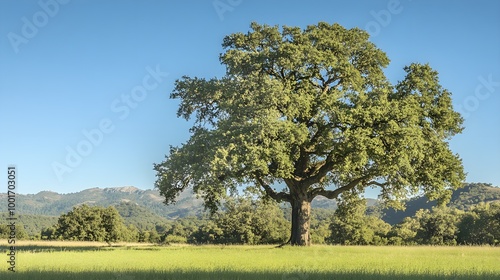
[{"left": 1, "top": 242, "right": 499, "bottom": 279}]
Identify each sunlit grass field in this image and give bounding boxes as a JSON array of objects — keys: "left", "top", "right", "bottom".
[{"left": 1, "top": 240, "right": 499, "bottom": 279}]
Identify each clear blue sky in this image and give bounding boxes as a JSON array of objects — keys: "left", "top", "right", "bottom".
[{"left": 1, "top": 0, "right": 499, "bottom": 196}]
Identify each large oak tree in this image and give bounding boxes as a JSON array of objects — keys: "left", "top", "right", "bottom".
[{"left": 154, "top": 22, "right": 465, "bottom": 245}]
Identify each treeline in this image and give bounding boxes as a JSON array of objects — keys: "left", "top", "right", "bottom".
[
  {"left": 32, "top": 197, "right": 291, "bottom": 244},
  {"left": 1, "top": 195, "right": 499, "bottom": 246},
  {"left": 329, "top": 193, "right": 500, "bottom": 246}
]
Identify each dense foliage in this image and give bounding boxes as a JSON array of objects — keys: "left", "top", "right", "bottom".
[
  {"left": 193, "top": 195, "right": 290, "bottom": 244},
  {"left": 457, "top": 202, "right": 500, "bottom": 245},
  {"left": 50, "top": 205, "right": 137, "bottom": 242},
  {"left": 328, "top": 191, "right": 391, "bottom": 245},
  {"left": 0, "top": 223, "right": 28, "bottom": 240}
]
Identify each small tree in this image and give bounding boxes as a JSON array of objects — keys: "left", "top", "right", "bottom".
[
  {"left": 0, "top": 223, "right": 28, "bottom": 240},
  {"left": 55, "top": 204, "right": 131, "bottom": 243},
  {"left": 122, "top": 224, "right": 139, "bottom": 242},
  {"left": 252, "top": 199, "right": 291, "bottom": 244},
  {"left": 40, "top": 226, "right": 58, "bottom": 240},
  {"left": 197, "top": 195, "right": 290, "bottom": 245},
  {"left": 413, "top": 206, "right": 463, "bottom": 245},
  {"left": 192, "top": 220, "right": 223, "bottom": 244},
  {"left": 162, "top": 216, "right": 203, "bottom": 244},
  {"left": 148, "top": 228, "right": 161, "bottom": 243},
  {"left": 388, "top": 216, "right": 420, "bottom": 245},
  {"left": 154, "top": 22, "right": 465, "bottom": 245},
  {"left": 328, "top": 191, "right": 390, "bottom": 245},
  {"left": 0, "top": 224, "right": 11, "bottom": 239},
  {"left": 458, "top": 202, "right": 500, "bottom": 245},
  {"left": 188, "top": 194, "right": 289, "bottom": 245}
]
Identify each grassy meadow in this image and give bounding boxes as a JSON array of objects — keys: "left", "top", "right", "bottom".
[{"left": 1, "top": 241, "right": 499, "bottom": 279}]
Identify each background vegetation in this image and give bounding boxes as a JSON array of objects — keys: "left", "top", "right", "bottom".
[{"left": 1, "top": 183, "right": 499, "bottom": 246}]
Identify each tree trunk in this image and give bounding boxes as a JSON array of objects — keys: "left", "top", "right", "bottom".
[{"left": 290, "top": 196, "right": 312, "bottom": 246}]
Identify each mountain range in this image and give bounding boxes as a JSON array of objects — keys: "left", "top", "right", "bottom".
[{"left": 0, "top": 186, "right": 203, "bottom": 218}]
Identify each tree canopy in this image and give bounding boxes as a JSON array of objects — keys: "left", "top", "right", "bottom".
[
  {"left": 154, "top": 22, "right": 465, "bottom": 245},
  {"left": 54, "top": 204, "right": 135, "bottom": 243}
]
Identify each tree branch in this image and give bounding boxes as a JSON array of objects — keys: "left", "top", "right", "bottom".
[
  {"left": 309, "top": 175, "right": 371, "bottom": 199},
  {"left": 365, "top": 181, "right": 388, "bottom": 188},
  {"left": 293, "top": 146, "right": 310, "bottom": 179},
  {"left": 301, "top": 152, "right": 337, "bottom": 187},
  {"left": 256, "top": 176, "right": 292, "bottom": 203}
]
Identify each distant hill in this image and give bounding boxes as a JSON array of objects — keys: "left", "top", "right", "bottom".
[
  {"left": 0, "top": 213, "right": 58, "bottom": 236},
  {"left": 449, "top": 183, "right": 500, "bottom": 209},
  {"left": 0, "top": 186, "right": 204, "bottom": 219},
  {"left": 381, "top": 183, "right": 500, "bottom": 224},
  {"left": 114, "top": 201, "right": 170, "bottom": 231},
  {"left": 311, "top": 195, "right": 377, "bottom": 209}
]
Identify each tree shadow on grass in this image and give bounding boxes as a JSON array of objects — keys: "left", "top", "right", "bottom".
[
  {"left": 1, "top": 244, "right": 164, "bottom": 253},
  {"left": 1, "top": 271, "right": 499, "bottom": 280},
  {"left": 1, "top": 245, "right": 107, "bottom": 253}
]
